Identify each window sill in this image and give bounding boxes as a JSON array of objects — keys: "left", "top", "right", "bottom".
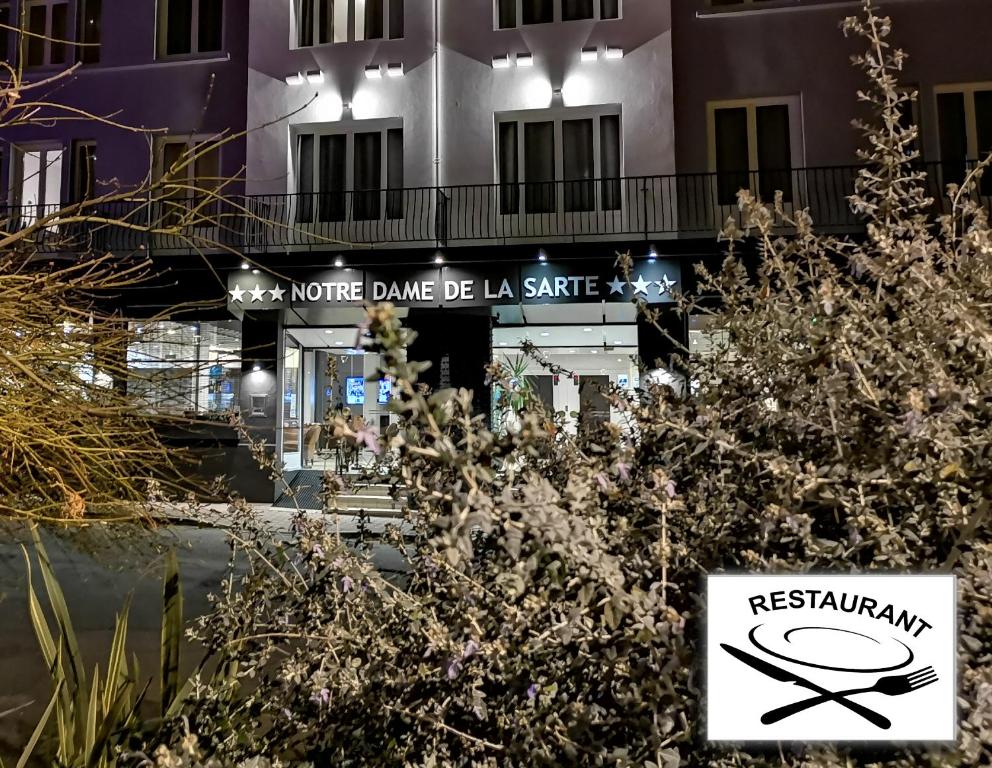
[
  {"left": 70, "top": 52, "right": 232, "bottom": 74},
  {"left": 698, "top": 0, "right": 865, "bottom": 19},
  {"left": 291, "top": 38, "right": 403, "bottom": 50},
  {"left": 494, "top": 17, "right": 621, "bottom": 30},
  {"left": 153, "top": 51, "right": 231, "bottom": 65}
]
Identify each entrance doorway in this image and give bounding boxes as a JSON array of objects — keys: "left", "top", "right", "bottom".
[{"left": 280, "top": 326, "right": 400, "bottom": 472}]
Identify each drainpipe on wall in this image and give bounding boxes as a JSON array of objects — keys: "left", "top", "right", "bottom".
[{"left": 433, "top": 0, "right": 440, "bottom": 189}]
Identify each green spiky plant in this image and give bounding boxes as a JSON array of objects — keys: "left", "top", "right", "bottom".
[{"left": 10, "top": 529, "right": 188, "bottom": 768}]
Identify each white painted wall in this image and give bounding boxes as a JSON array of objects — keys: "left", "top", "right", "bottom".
[{"left": 246, "top": 0, "right": 675, "bottom": 195}]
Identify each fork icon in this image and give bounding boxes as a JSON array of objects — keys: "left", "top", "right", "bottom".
[{"left": 761, "top": 666, "right": 939, "bottom": 725}]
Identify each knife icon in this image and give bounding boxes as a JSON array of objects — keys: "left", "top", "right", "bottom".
[{"left": 720, "top": 643, "right": 891, "bottom": 729}]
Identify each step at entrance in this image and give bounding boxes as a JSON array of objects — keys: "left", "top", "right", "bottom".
[{"left": 274, "top": 470, "right": 403, "bottom": 513}]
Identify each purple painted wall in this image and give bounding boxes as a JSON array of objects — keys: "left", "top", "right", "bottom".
[
  {"left": 0, "top": 0, "right": 248, "bottom": 195},
  {"left": 672, "top": 0, "right": 992, "bottom": 172}
]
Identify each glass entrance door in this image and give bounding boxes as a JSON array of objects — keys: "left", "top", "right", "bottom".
[{"left": 281, "top": 339, "right": 302, "bottom": 470}]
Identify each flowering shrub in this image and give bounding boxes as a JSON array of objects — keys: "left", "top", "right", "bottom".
[{"left": 63, "top": 1, "right": 992, "bottom": 765}]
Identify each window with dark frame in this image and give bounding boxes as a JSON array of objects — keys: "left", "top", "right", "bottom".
[
  {"left": 76, "top": 0, "right": 101, "bottom": 63},
  {"left": 10, "top": 145, "right": 64, "bottom": 223},
  {"left": 937, "top": 87, "right": 992, "bottom": 195},
  {"left": 562, "top": 0, "right": 594, "bottom": 22},
  {"left": 159, "top": 138, "right": 221, "bottom": 225},
  {"left": 296, "top": 0, "right": 403, "bottom": 46},
  {"left": 713, "top": 102, "right": 793, "bottom": 205},
  {"left": 522, "top": 0, "right": 553, "bottom": 24},
  {"left": 0, "top": 5, "right": 10, "bottom": 64},
  {"left": 158, "top": 0, "right": 223, "bottom": 58},
  {"left": 498, "top": 109, "right": 622, "bottom": 215},
  {"left": 23, "top": 1, "right": 68, "bottom": 67},
  {"left": 524, "top": 121, "right": 555, "bottom": 213},
  {"left": 497, "top": 0, "right": 618, "bottom": 28},
  {"left": 709, "top": 0, "right": 776, "bottom": 7},
  {"left": 296, "top": 126, "right": 404, "bottom": 223},
  {"left": 70, "top": 141, "right": 97, "bottom": 202}
]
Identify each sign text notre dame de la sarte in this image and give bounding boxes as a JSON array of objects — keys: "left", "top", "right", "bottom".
[{"left": 226, "top": 260, "right": 681, "bottom": 311}]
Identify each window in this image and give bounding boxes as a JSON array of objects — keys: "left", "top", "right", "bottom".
[
  {"left": 127, "top": 320, "right": 242, "bottom": 416},
  {"left": 76, "top": 0, "right": 101, "bottom": 63},
  {"left": 710, "top": 101, "right": 793, "bottom": 205},
  {"left": 0, "top": 5, "right": 10, "bottom": 64},
  {"left": 295, "top": 0, "right": 402, "bottom": 46},
  {"left": 497, "top": 108, "right": 622, "bottom": 214},
  {"left": 158, "top": 137, "right": 221, "bottom": 225},
  {"left": 23, "top": 1, "right": 68, "bottom": 67},
  {"left": 10, "top": 145, "right": 64, "bottom": 224},
  {"left": 70, "top": 141, "right": 96, "bottom": 202},
  {"left": 708, "top": 0, "right": 776, "bottom": 7},
  {"left": 936, "top": 84, "right": 992, "bottom": 194},
  {"left": 496, "top": 0, "right": 618, "bottom": 28},
  {"left": 157, "top": 0, "right": 223, "bottom": 58},
  {"left": 296, "top": 124, "right": 404, "bottom": 222}
]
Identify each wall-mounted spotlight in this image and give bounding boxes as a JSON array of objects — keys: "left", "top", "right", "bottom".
[
  {"left": 240, "top": 261, "right": 250, "bottom": 270},
  {"left": 537, "top": 250, "right": 548, "bottom": 263},
  {"left": 648, "top": 245, "right": 658, "bottom": 264},
  {"left": 605, "top": 47, "right": 624, "bottom": 60},
  {"left": 387, "top": 62, "right": 404, "bottom": 78},
  {"left": 434, "top": 252, "right": 445, "bottom": 265},
  {"left": 515, "top": 52, "right": 534, "bottom": 68},
  {"left": 334, "top": 256, "right": 344, "bottom": 268},
  {"left": 285, "top": 72, "right": 304, "bottom": 85},
  {"left": 364, "top": 64, "right": 382, "bottom": 80},
  {"left": 581, "top": 46, "right": 598, "bottom": 62},
  {"left": 252, "top": 362, "right": 262, "bottom": 372},
  {"left": 492, "top": 54, "right": 511, "bottom": 69},
  {"left": 305, "top": 69, "right": 324, "bottom": 84}
]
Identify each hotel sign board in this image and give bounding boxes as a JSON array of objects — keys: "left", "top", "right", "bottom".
[{"left": 227, "top": 260, "right": 681, "bottom": 311}]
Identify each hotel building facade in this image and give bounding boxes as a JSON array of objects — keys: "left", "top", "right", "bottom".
[{"left": 1, "top": 0, "right": 990, "bottom": 499}]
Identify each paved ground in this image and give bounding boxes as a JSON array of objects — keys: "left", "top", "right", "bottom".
[{"left": 0, "top": 509, "right": 408, "bottom": 762}]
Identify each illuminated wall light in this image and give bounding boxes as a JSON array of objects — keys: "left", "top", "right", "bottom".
[
  {"left": 605, "top": 47, "right": 624, "bottom": 60},
  {"left": 334, "top": 256, "right": 344, "bottom": 268},
  {"left": 387, "top": 62, "right": 404, "bottom": 77},
  {"left": 515, "top": 52, "right": 534, "bottom": 68},
  {"left": 305, "top": 69, "right": 324, "bottom": 84},
  {"left": 492, "top": 54, "right": 511, "bottom": 69},
  {"left": 522, "top": 77, "right": 553, "bottom": 108},
  {"left": 285, "top": 72, "right": 304, "bottom": 85},
  {"left": 561, "top": 74, "right": 592, "bottom": 106},
  {"left": 351, "top": 88, "right": 378, "bottom": 118},
  {"left": 240, "top": 261, "right": 250, "bottom": 270},
  {"left": 364, "top": 64, "right": 382, "bottom": 80},
  {"left": 581, "top": 46, "right": 598, "bottom": 63},
  {"left": 316, "top": 91, "right": 344, "bottom": 122}
]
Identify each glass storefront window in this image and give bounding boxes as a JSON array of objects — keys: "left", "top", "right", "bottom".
[{"left": 126, "top": 319, "right": 242, "bottom": 416}]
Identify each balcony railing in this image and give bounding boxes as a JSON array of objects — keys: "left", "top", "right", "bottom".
[{"left": 2, "top": 163, "right": 988, "bottom": 255}]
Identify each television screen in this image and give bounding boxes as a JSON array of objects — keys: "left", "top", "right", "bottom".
[
  {"left": 378, "top": 379, "right": 392, "bottom": 404},
  {"left": 345, "top": 376, "right": 365, "bottom": 405}
]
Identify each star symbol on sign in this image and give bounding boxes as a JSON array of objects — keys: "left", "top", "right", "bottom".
[
  {"left": 249, "top": 284, "right": 267, "bottom": 303},
  {"left": 630, "top": 275, "right": 651, "bottom": 295},
  {"left": 269, "top": 285, "right": 286, "bottom": 302},
  {"left": 655, "top": 275, "right": 677, "bottom": 295},
  {"left": 229, "top": 285, "right": 245, "bottom": 303},
  {"left": 607, "top": 276, "right": 627, "bottom": 295}
]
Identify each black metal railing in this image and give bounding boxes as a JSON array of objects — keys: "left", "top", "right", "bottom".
[{"left": 2, "top": 162, "right": 988, "bottom": 254}]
